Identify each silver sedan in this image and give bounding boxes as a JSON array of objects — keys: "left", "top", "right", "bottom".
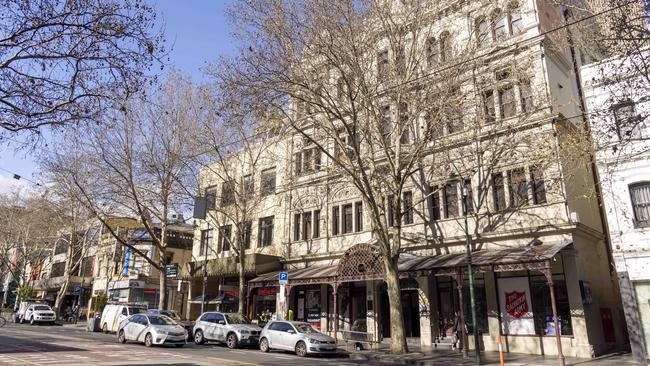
[
  {"left": 117, "top": 314, "right": 187, "bottom": 347},
  {"left": 259, "top": 321, "right": 337, "bottom": 357}
]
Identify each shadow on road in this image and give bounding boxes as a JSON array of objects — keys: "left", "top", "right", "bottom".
[{"left": 0, "top": 335, "right": 83, "bottom": 354}]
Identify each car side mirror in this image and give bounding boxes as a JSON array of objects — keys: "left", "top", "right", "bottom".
[
  {"left": 286, "top": 329, "right": 295, "bottom": 334},
  {"left": 217, "top": 320, "right": 225, "bottom": 325}
]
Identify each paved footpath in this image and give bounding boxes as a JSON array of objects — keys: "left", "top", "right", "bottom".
[{"left": 0, "top": 323, "right": 641, "bottom": 366}]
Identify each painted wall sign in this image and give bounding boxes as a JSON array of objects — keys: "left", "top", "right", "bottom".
[{"left": 498, "top": 277, "right": 535, "bottom": 335}]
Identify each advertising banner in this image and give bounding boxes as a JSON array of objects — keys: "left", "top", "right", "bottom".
[{"left": 498, "top": 277, "right": 535, "bottom": 335}]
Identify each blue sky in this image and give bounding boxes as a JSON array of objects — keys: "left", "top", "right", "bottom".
[{"left": 0, "top": 0, "right": 238, "bottom": 193}]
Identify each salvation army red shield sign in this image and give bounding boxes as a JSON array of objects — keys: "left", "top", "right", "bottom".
[{"left": 505, "top": 291, "right": 528, "bottom": 319}]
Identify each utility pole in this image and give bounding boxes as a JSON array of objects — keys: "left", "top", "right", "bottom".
[
  {"left": 201, "top": 222, "right": 209, "bottom": 314},
  {"left": 462, "top": 186, "right": 481, "bottom": 365}
]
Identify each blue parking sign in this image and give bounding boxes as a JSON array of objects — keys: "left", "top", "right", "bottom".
[{"left": 279, "top": 271, "right": 289, "bottom": 284}]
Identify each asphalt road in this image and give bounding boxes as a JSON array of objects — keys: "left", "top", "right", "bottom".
[{"left": 0, "top": 323, "right": 365, "bottom": 366}]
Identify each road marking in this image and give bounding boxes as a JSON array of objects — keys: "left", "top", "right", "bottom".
[{"left": 205, "top": 356, "right": 261, "bottom": 366}]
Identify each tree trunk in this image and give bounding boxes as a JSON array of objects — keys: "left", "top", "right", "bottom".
[
  {"left": 238, "top": 255, "right": 246, "bottom": 315},
  {"left": 384, "top": 256, "right": 408, "bottom": 354},
  {"left": 158, "top": 267, "right": 167, "bottom": 309}
]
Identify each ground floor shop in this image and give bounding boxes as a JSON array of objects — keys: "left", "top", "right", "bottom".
[
  {"left": 32, "top": 277, "right": 93, "bottom": 320},
  {"left": 249, "top": 237, "right": 626, "bottom": 359},
  {"left": 88, "top": 278, "right": 184, "bottom": 316}
]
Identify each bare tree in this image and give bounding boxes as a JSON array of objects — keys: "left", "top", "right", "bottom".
[
  {"left": 0, "top": 0, "right": 165, "bottom": 135},
  {"left": 42, "top": 72, "right": 201, "bottom": 309}
]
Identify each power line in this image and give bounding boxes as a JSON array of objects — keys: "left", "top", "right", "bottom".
[{"left": 0, "top": 166, "right": 41, "bottom": 187}]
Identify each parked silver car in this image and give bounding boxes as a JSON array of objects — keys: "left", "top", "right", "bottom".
[
  {"left": 259, "top": 321, "right": 337, "bottom": 357},
  {"left": 193, "top": 312, "right": 261, "bottom": 348},
  {"left": 117, "top": 314, "right": 187, "bottom": 347}
]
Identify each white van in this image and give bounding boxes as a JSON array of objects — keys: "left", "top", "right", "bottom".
[{"left": 100, "top": 304, "right": 147, "bottom": 333}]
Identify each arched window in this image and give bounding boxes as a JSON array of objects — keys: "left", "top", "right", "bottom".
[
  {"left": 476, "top": 17, "right": 490, "bottom": 46},
  {"left": 492, "top": 9, "right": 507, "bottom": 40},
  {"left": 509, "top": 3, "right": 523, "bottom": 34},
  {"left": 426, "top": 36, "right": 439, "bottom": 67},
  {"left": 630, "top": 182, "right": 650, "bottom": 227}
]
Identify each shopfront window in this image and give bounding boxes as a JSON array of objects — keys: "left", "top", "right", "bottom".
[{"left": 530, "top": 274, "right": 573, "bottom": 336}]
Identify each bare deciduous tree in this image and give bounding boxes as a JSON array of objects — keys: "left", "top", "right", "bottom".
[{"left": 0, "top": 0, "right": 165, "bottom": 135}]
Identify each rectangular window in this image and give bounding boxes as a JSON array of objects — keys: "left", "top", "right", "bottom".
[
  {"left": 294, "top": 153, "right": 302, "bottom": 175},
  {"left": 377, "top": 50, "right": 389, "bottom": 79},
  {"left": 354, "top": 202, "right": 363, "bottom": 232},
  {"left": 530, "top": 275, "right": 573, "bottom": 336},
  {"left": 332, "top": 206, "right": 340, "bottom": 235},
  {"left": 426, "top": 109, "right": 444, "bottom": 139},
  {"left": 509, "top": 168, "right": 528, "bottom": 207},
  {"left": 243, "top": 175, "right": 254, "bottom": 195},
  {"left": 630, "top": 183, "right": 650, "bottom": 227},
  {"left": 509, "top": 8, "right": 523, "bottom": 34},
  {"left": 387, "top": 195, "right": 396, "bottom": 227},
  {"left": 303, "top": 148, "right": 313, "bottom": 172},
  {"left": 313, "top": 210, "right": 321, "bottom": 238},
  {"left": 492, "top": 172, "right": 506, "bottom": 211},
  {"left": 444, "top": 182, "right": 458, "bottom": 218},
  {"left": 343, "top": 204, "right": 353, "bottom": 234},
  {"left": 219, "top": 225, "right": 232, "bottom": 252},
  {"left": 530, "top": 166, "right": 547, "bottom": 205},
  {"left": 477, "top": 18, "right": 490, "bottom": 46},
  {"left": 206, "top": 186, "right": 217, "bottom": 211},
  {"left": 483, "top": 90, "right": 495, "bottom": 123},
  {"left": 520, "top": 80, "right": 534, "bottom": 113},
  {"left": 499, "top": 85, "right": 516, "bottom": 118},
  {"left": 260, "top": 168, "right": 276, "bottom": 196},
  {"left": 313, "top": 148, "right": 321, "bottom": 170},
  {"left": 199, "top": 229, "right": 214, "bottom": 256},
  {"left": 221, "top": 181, "right": 235, "bottom": 207},
  {"left": 243, "top": 221, "right": 252, "bottom": 249},
  {"left": 258, "top": 216, "right": 274, "bottom": 247},
  {"left": 429, "top": 185, "right": 441, "bottom": 221},
  {"left": 463, "top": 179, "right": 474, "bottom": 214},
  {"left": 494, "top": 14, "right": 507, "bottom": 40},
  {"left": 403, "top": 191, "right": 414, "bottom": 224},
  {"left": 293, "top": 213, "right": 301, "bottom": 241},
  {"left": 395, "top": 45, "right": 405, "bottom": 76},
  {"left": 613, "top": 102, "right": 641, "bottom": 140},
  {"left": 302, "top": 212, "right": 312, "bottom": 240},
  {"left": 440, "top": 33, "right": 452, "bottom": 62},
  {"left": 382, "top": 105, "right": 391, "bottom": 144},
  {"left": 399, "top": 102, "right": 410, "bottom": 144}
]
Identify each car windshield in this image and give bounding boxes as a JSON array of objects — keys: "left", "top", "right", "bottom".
[
  {"left": 34, "top": 305, "right": 51, "bottom": 311},
  {"left": 128, "top": 307, "right": 142, "bottom": 314},
  {"left": 295, "top": 323, "right": 318, "bottom": 334},
  {"left": 148, "top": 315, "right": 176, "bottom": 325},
  {"left": 225, "top": 314, "right": 249, "bottom": 324}
]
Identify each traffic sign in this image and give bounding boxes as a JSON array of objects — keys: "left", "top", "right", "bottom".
[{"left": 279, "top": 271, "right": 288, "bottom": 284}]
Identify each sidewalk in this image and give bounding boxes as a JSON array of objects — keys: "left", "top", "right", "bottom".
[{"left": 343, "top": 341, "right": 639, "bottom": 366}]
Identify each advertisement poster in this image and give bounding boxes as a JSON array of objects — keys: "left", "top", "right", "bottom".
[
  {"left": 307, "top": 308, "right": 321, "bottom": 329},
  {"left": 297, "top": 298, "right": 305, "bottom": 320},
  {"left": 498, "top": 277, "right": 535, "bottom": 335}
]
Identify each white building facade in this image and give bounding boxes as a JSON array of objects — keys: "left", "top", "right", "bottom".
[{"left": 583, "top": 54, "right": 650, "bottom": 362}]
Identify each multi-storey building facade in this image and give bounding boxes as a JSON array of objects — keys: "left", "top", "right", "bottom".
[
  {"left": 583, "top": 53, "right": 650, "bottom": 361},
  {"left": 194, "top": 0, "right": 625, "bottom": 358},
  {"left": 89, "top": 217, "right": 193, "bottom": 316}
]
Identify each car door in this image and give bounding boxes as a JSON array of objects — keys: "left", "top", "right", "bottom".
[
  {"left": 123, "top": 316, "right": 137, "bottom": 341},
  {"left": 265, "top": 322, "right": 282, "bottom": 349},
  {"left": 282, "top": 323, "right": 301, "bottom": 350},
  {"left": 272, "top": 322, "right": 293, "bottom": 350},
  {"left": 130, "top": 315, "right": 149, "bottom": 342},
  {"left": 213, "top": 313, "right": 227, "bottom": 342}
]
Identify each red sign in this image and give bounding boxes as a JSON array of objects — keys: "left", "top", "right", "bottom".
[
  {"left": 224, "top": 290, "right": 240, "bottom": 296},
  {"left": 257, "top": 288, "right": 277, "bottom": 296},
  {"left": 143, "top": 289, "right": 157, "bottom": 295},
  {"left": 505, "top": 291, "right": 528, "bottom": 319}
]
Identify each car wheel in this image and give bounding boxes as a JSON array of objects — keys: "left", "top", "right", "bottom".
[
  {"left": 259, "top": 338, "right": 270, "bottom": 353},
  {"left": 175, "top": 344, "right": 184, "bottom": 348},
  {"left": 29, "top": 317, "right": 35, "bottom": 325},
  {"left": 226, "top": 333, "right": 238, "bottom": 349},
  {"left": 19, "top": 316, "right": 24, "bottom": 324},
  {"left": 102, "top": 323, "right": 108, "bottom": 333},
  {"left": 144, "top": 333, "right": 153, "bottom": 347},
  {"left": 118, "top": 330, "right": 126, "bottom": 344},
  {"left": 194, "top": 329, "right": 205, "bottom": 345},
  {"left": 295, "top": 341, "right": 307, "bottom": 357}
]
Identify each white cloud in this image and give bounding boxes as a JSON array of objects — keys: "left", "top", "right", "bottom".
[{"left": 0, "top": 174, "right": 33, "bottom": 196}]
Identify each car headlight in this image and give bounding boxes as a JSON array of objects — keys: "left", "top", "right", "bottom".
[
  {"left": 157, "top": 330, "right": 168, "bottom": 336},
  {"left": 240, "top": 330, "right": 250, "bottom": 334},
  {"left": 308, "top": 338, "right": 322, "bottom": 344}
]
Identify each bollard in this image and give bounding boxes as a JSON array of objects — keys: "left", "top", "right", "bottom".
[{"left": 498, "top": 335, "right": 505, "bottom": 366}]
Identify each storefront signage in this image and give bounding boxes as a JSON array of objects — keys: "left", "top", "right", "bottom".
[
  {"left": 307, "top": 308, "right": 321, "bottom": 327},
  {"left": 257, "top": 288, "right": 277, "bottom": 296},
  {"left": 279, "top": 272, "right": 288, "bottom": 284},
  {"left": 498, "top": 277, "right": 535, "bottom": 335},
  {"left": 108, "top": 280, "right": 145, "bottom": 290},
  {"left": 166, "top": 264, "right": 178, "bottom": 278}
]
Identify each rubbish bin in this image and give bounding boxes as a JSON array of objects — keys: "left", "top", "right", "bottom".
[{"left": 87, "top": 313, "right": 101, "bottom": 332}]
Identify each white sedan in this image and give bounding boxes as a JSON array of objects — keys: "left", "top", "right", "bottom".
[{"left": 117, "top": 314, "right": 187, "bottom": 347}]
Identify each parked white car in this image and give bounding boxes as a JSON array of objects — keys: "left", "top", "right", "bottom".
[
  {"left": 117, "top": 314, "right": 187, "bottom": 347},
  {"left": 21, "top": 303, "right": 56, "bottom": 325},
  {"left": 100, "top": 304, "right": 146, "bottom": 333},
  {"left": 259, "top": 321, "right": 337, "bottom": 357},
  {"left": 193, "top": 312, "right": 261, "bottom": 348}
]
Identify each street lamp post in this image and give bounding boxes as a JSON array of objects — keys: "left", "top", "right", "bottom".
[
  {"left": 201, "top": 223, "right": 209, "bottom": 315},
  {"left": 462, "top": 187, "right": 481, "bottom": 365}
]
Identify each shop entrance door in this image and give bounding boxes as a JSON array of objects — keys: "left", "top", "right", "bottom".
[
  {"left": 401, "top": 290, "right": 420, "bottom": 337},
  {"left": 380, "top": 288, "right": 390, "bottom": 338},
  {"left": 437, "top": 278, "right": 457, "bottom": 337}
]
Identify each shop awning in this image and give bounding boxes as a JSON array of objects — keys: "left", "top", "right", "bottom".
[
  {"left": 249, "top": 241, "right": 572, "bottom": 287},
  {"left": 249, "top": 264, "right": 338, "bottom": 288}
]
